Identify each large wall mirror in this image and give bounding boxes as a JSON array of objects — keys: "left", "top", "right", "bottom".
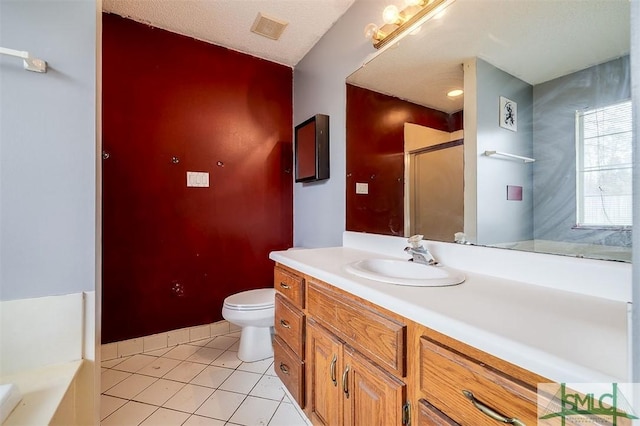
[{"left": 346, "top": 0, "right": 631, "bottom": 262}]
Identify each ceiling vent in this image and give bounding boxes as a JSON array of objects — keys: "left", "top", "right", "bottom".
[{"left": 251, "top": 12, "right": 288, "bottom": 41}]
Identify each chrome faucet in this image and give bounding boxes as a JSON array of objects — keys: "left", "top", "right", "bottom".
[{"left": 404, "top": 235, "right": 438, "bottom": 265}]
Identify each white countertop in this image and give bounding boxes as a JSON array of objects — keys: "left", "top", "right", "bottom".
[{"left": 270, "top": 245, "right": 629, "bottom": 384}]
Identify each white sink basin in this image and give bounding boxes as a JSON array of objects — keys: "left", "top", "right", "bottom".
[{"left": 344, "top": 258, "right": 465, "bottom": 287}]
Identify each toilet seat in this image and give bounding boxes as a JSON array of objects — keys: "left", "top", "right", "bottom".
[{"left": 223, "top": 288, "right": 275, "bottom": 311}]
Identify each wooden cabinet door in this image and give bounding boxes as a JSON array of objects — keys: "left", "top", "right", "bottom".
[
  {"left": 343, "top": 346, "right": 406, "bottom": 426},
  {"left": 306, "top": 320, "right": 343, "bottom": 426}
]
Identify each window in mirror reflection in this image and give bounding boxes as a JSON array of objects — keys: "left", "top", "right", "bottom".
[{"left": 576, "top": 100, "right": 633, "bottom": 228}]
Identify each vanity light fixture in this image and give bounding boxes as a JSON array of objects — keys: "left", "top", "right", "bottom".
[{"left": 365, "top": 0, "right": 453, "bottom": 49}]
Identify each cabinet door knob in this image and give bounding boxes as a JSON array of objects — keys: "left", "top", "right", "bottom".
[
  {"left": 342, "top": 365, "right": 350, "bottom": 399},
  {"left": 330, "top": 354, "right": 338, "bottom": 386},
  {"left": 279, "top": 282, "right": 290, "bottom": 289},
  {"left": 279, "top": 362, "right": 290, "bottom": 375},
  {"left": 462, "top": 390, "right": 525, "bottom": 426},
  {"left": 280, "top": 319, "right": 291, "bottom": 329}
]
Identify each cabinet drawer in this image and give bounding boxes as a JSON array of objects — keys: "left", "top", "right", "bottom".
[
  {"left": 420, "top": 336, "right": 537, "bottom": 426},
  {"left": 274, "top": 335, "right": 305, "bottom": 408},
  {"left": 307, "top": 280, "right": 406, "bottom": 377},
  {"left": 274, "top": 266, "right": 305, "bottom": 308},
  {"left": 417, "top": 399, "right": 459, "bottom": 426},
  {"left": 275, "top": 293, "right": 305, "bottom": 357}
]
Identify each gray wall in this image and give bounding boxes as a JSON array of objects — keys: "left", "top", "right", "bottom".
[
  {"left": 293, "top": 0, "right": 384, "bottom": 248},
  {"left": 475, "top": 59, "right": 534, "bottom": 246},
  {"left": 533, "top": 56, "right": 631, "bottom": 247},
  {"left": 0, "top": 0, "right": 97, "bottom": 300}
]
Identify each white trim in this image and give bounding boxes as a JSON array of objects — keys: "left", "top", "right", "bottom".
[{"left": 101, "top": 320, "right": 233, "bottom": 361}]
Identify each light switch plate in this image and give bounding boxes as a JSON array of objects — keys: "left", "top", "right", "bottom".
[
  {"left": 187, "top": 172, "right": 209, "bottom": 187},
  {"left": 356, "top": 182, "right": 369, "bottom": 195}
]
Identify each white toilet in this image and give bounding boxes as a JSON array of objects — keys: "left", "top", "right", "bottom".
[{"left": 221, "top": 288, "right": 275, "bottom": 362}]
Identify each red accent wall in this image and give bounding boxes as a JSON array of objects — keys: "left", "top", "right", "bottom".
[
  {"left": 346, "top": 84, "right": 462, "bottom": 236},
  {"left": 102, "top": 14, "right": 293, "bottom": 343}
]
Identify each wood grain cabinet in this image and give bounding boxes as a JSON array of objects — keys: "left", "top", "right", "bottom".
[
  {"left": 306, "top": 317, "right": 407, "bottom": 426},
  {"left": 412, "top": 329, "right": 546, "bottom": 426},
  {"left": 274, "top": 264, "right": 548, "bottom": 426},
  {"left": 273, "top": 265, "right": 306, "bottom": 407},
  {"left": 305, "top": 279, "right": 408, "bottom": 426}
]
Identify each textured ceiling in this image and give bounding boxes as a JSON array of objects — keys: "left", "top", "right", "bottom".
[
  {"left": 102, "top": 0, "right": 356, "bottom": 67},
  {"left": 348, "top": 0, "right": 630, "bottom": 113}
]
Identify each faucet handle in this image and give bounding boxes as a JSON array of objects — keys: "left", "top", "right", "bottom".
[{"left": 407, "top": 234, "right": 424, "bottom": 248}]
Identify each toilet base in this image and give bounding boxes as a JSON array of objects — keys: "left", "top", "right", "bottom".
[{"left": 237, "top": 325, "right": 273, "bottom": 362}]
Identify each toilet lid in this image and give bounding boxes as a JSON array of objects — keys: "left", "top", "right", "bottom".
[{"left": 224, "top": 288, "right": 275, "bottom": 310}]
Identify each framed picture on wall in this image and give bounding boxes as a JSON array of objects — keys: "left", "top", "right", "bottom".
[{"left": 499, "top": 96, "right": 517, "bottom": 131}]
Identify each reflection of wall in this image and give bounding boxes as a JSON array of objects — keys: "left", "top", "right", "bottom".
[
  {"left": 470, "top": 58, "right": 534, "bottom": 245},
  {"left": 533, "top": 56, "right": 631, "bottom": 247},
  {"left": 102, "top": 15, "right": 293, "bottom": 343},
  {"left": 346, "top": 84, "right": 462, "bottom": 236}
]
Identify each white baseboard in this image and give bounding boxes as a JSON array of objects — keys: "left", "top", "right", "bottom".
[{"left": 101, "top": 320, "right": 240, "bottom": 361}]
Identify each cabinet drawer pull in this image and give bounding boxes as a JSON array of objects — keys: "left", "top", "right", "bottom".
[
  {"left": 279, "top": 282, "right": 291, "bottom": 289},
  {"left": 462, "top": 390, "right": 525, "bottom": 426},
  {"left": 279, "top": 362, "right": 290, "bottom": 375},
  {"left": 279, "top": 319, "right": 291, "bottom": 328},
  {"left": 330, "top": 354, "right": 338, "bottom": 386},
  {"left": 342, "top": 365, "right": 350, "bottom": 399}
]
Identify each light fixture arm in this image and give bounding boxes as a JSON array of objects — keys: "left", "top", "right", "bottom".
[{"left": 0, "top": 46, "right": 47, "bottom": 73}]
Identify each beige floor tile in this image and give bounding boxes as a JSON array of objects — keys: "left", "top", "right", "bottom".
[
  {"left": 144, "top": 347, "right": 172, "bottom": 357},
  {"left": 228, "top": 395, "right": 279, "bottom": 426},
  {"left": 218, "top": 370, "right": 261, "bottom": 394},
  {"left": 163, "top": 383, "right": 214, "bottom": 413},
  {"left": 100, "top": 395, "right": 127, "bottom": 421},
  {"left": 101, "top": 369, "right": 132, "bottom": 393},
  {"left": 139, "top": 407, "right": 190, "bottom": 425},
  {"left": 268, "top": 401, "right": 309, "bottom": 426},
  {"left": 194, "top": 389, "right": 246, "bottom": 421},
  {"left": 205, "top": 335, "right": 238, "bottom": 350},
  {"left": 137, "top": 356, "right": 181, "bottom": 377},
  {"left": 112, "top": 354, "right": 157, "bottom": 373},
  {"left": 183, "top": 414, "right": 226, "bottom": 425},
  {"left": 264, "top": 362, "right": 277, "bottom": 377},
  {"left": 249, "top": 375, "right": 285, "bottom": 401},
  {"left": 187, "top": 347, "right": 224, "bottom": 364},
  {"left": 133, "top": 378, "right": 185, "bottom": 406},
  {"left": 163, "top": 344, "right": 202, "bottom": 360},
  {"left": 237, "top": 357, "right": 273, "bottom": 374},
  {"left": 190, "top": 365, "right": 234, "bottom": 389},
  {"left": 163, "top": 361, "right": 207, "bottom": 383},
  {"left": 101, "top": 401, "right": 157, "bottom": 426},
  {"left": 189, "top": 337, "right": 213, "bottom": 347},
  {"left": 210, "top": 350, "right": 242, "bottom": 369},
  {"left": 104, "top": 373, "right": 157, "bottom": 399},
  {"left": 101, "top": 356, "right": 130, "bottom": 369}
]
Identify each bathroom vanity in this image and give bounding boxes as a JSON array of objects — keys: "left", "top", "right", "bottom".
[{"left": 270, "top": 232, "right": 630, "bottom": 425}]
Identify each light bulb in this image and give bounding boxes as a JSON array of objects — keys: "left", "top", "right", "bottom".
[
  {"left": 364, "top": 23, "right": 380, "bottom": 40},
  {"left": 382, "top": 5, "right": 400, "bottom": 25}
]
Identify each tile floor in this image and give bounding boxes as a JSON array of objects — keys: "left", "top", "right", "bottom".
[{"left": 101, "top": 331, "right": 310, "bottom": 426}]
